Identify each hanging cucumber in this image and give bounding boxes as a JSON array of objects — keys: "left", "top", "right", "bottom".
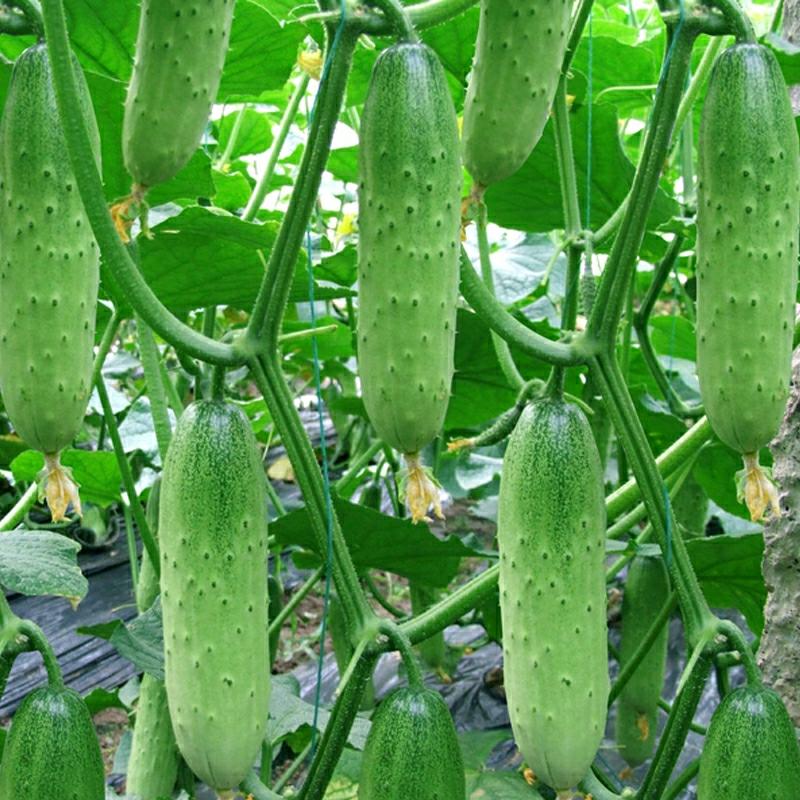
[
  {"left": 498, "top": 399, "right": 608, "bottom": 793},
  {"left": 127, "top": 477, "right": 181, "bottom": 800},
  {"left": 357, "top": 41, "right": 461, "bottom": 523},
  {"left": 697, "top": 683, "right": 800, "bottom": 798},
  {"left": 160, "top": 400, "right": 270, "bottom": 790},
  {"left": 358, "top": 686, "right": 465, "bottom": 800},
  {"left": 0, "top": 685, "right": 105, "bottom": 799},
  {"left": 123, "top": 0, "right": 235, "bottom": 189},
  {"left": 696, "top": 43, "right": 800, "bottom": 522},
  {"left": 615, "top": 555, "right": 670, "bottom": 766},
  {"left": 0, "top": 43, "right": 101, "bottom": 521},
  {"left": 462, "top": 0, "right": 572, "bottom": 191}
]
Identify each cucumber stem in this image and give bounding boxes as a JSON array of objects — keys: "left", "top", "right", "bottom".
[
  {"left": 17, "top": 619, "right": 63, "bottom": 690},
  {"left": 0, "top": 483, "right": 38, "bottom": 532},
  {"left": 366, "top": 0, "right": 419, "bottom": 42}
]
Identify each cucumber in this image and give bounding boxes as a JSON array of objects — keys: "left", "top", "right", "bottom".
[
  {"left": 357, "top": 42, "right": 461, "bottom": 521},
  {"left": 697, "top": 683, "right": 800, "bottom": 798},
  {"left": 358, "top": 686, "right": 465, "bottom": 800},
  {"left": 0, "top": 685, "right": 105, "bottom": 799},
  {"left": 615, "top": 555, "right": 670, "bottom": 766},
  {"left": 498, "top": 399, "right": 608, "bottom": 791},
  {"left": 159, "top": 400, "right": 270, "bottom": 790},
  {"left": 0, "top": 43, "right": 100, "bottom": 520},
  {"left": 696, "top": 44, "right": 800, "bottom": 519},
  {"left": 127, "top": 477, "right": 181, "bottom": 800},
  {"left": 462, "top": 0, "right": 572, "bottom": 189},
  {"left": 123, "top": 0, "right": 235, "bottom": 188}
]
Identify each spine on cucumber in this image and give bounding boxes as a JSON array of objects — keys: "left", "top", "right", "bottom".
[
  {"left": 159, "top": 400, "right": 270, "bottom": 790},
  {"left": 498, "top": 399, "right": 608, "bottom": 791},
  {"left": 0, "top": 43, "right": 101, "bottom": 520},
  {"left": 615, "top": 555, "right": 670, "bottom": 766},
  {"left": 358, "top": 686, "right": 465, "bottom": 800},
  {"left": 697, "top": 683, "right": 800, "bottom": 798},
  {"left": 124, "top": 0, "right": 235, "bottom": 188},
  {"left": 127, "top": 477, "right": 180, "bottom": 800},
  {"left": 696, "top": 44, "right": 800, "bottom": 518},
  {"left": 462, "top": 0, "right": 572, "bottom": 189},
  {"left": 357, "top": 42, "right": 461, "bottom": 521},
  {"left": 0, "top": 685, "right": 105, "bottom": 799}
]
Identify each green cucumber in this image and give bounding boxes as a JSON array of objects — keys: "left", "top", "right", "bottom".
[
  {"left": 498, "top": 399, "right": 608, "bottom": 791},
  {"left": 126, "top": 674, "right": 180, "bottom": 800},
  {"left": 615, "top": 555, "right": 670, "bottom": 766},
  {"left": 0, "top": 685, "right": 105, "bottom": 799},
  {"left": 696, "top": 44, "right": 799, "bottom": 518},
  {"left": 0, "top": 43, "right": 100, "bottom": 519},
  {"left": 357, "top": 42, "right": 461, "bottom": 520},
  {"left": 159, "top": 400, "right": 270, "bottom": 790},
  {"left": 697, "top": 683, "right": 800, "bottom": 798},
  {"left": 462, "top": 0, "right": 572, "bottom": 189},
  {"left": 358, "top": 686, "right": 465, "bottom": 800},
  {"left": 127, "top": 477, "right": 180, "bottom": 800},
  {"left": 123, "top": 0, "right": 235, "bottom": 188}
]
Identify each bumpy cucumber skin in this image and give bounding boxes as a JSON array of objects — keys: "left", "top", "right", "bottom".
[
  {"left": 698, "top": 684, "right": 800, "bottom": 798},
  {"left": 357, "top": 43, "right": 461, "bottom": 455},
  {"left": 0, "top": 686, "right": 105, "bottom": 800},
  {"left": 696, "top": 44, "right": 800, "bottom": 455},
  {"left": 160, "top": 400, "right": 270, "bottom": 790},
  {"left": 462, "top": 0, "right": 571, "bottom": 188},
  {"left": 127, "top": 477, "right": 181, "bottom": 800},
  {"left": 358, "top": 686, "right": 465, "bottom": 800},
  {"left": 0, "top": 44, "right": 100, "bottom": 455},
  {"left": 615, "top": 555, "right": 670, "bottom": 766},
  {"left": 124, "top": 0, "right": 235, "bottom": 187},
  {"left": 498, "top": 399, "right": 608, "bottom": 791}
]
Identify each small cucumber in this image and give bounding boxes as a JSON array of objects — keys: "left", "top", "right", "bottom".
[
  {"left": 123, "top": 0, "right": 235, "bottom": 188},
  {"left": 160, "top": 400, "right": 270, "bottom": 790},
  {"left": 357, "top": 42, "right": 461, "bottom": 521},
  {"left": 615, "top": 555, "right": 670, "bottom": 766},
  {"left": 0, "top": 685, "right": 105, "bottom": 800},
  {"left": 0, "top": 43, "right": 100, "bottom": 519},
  {"left": 696, "top": 44, "right": 800, "bottom": 519},
  {"left": 697, "top": 683, "right": 800, "bottom": 798},
  {"left": 498, "top": 399, "right": 608, "bottom": 791},
  {"left": 358, "top": 686, "right": 465, "bottom": 800},
  {"left": 463, "top": 0, "right": 572, "bottom": 188}
]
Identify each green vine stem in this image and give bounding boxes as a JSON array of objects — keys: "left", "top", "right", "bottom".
[
  {"left": 378, "top": 621, "right": 424, "bottom": 688},
  {"left": 608, "top": 593, "right": 678, "bottom": 704},
  {"left": 298, "top": 649, "right": 379, "bottom": 800},
  {"left": 662, "top": 758, "right": 701, "bottom": 800},
  {"left": 273, "top": 741, "right": 313, "bottom": 792},
  {"left": 16, "top": 618, "right": 64, "bottom": 689},
  {"left": 251, "top": 356, "right": 373, "bottom": 637},
  {"left": 606, "top": 415, "right": 711, "bottom": 520},
  {"left": 137, "top": 315, "right": 173, "bottom": 458},
  {"left": 476, "top": 203, "right": 525, "bottom": 389},
  {"left": 242, "top": 73, "right": 311, "bottom": 222},
  {"left": 40, "top": 0, "right": 242, "bottom": 367},
  {"left": 240, "top": 772, "right": 285, "bottom": 800},
  {"left": 311, "top": 0, "right": 478, "bottom": 34},
  {"left": 95, "top": 377, "right": 160, "bottom": 577},
  {"left": 367, "top": 0, "right": 419, "bottom": 41},
  {"left": 267, "top": 565, "right": 324, "bottom": 638},
  {"left": 364, "top": 573, "right": 406, "bottom": 618},
  {"left": 0, "top": 483, "right": 38, "bottom": 532},
  {"left": 587, "top": 26, "right": 697, "bottom": 345},
  {"left": 704, "top": 0, "right": 756, "bottom": 41},
  {"left": 633, "top": 234, "right": 704, "bottom": 418},
  {"left": 460, "top": 249, "right": 584, "bottom": 367},
  {"left": 246, "top": 22, "right": 361, "bottom": 347},
  {"left": 591, "top": 352, "right": 714, "bottom": 644},
  {"left": 90, "top": 309, "right": 122, "bottom": 390},
  {"left": 638, "top": 651, "right": 713, "bottom": 800},
  {"left": 716, "top": 619, "right": 760, "bottom": 684},
  {"left": 217, "top": 103, "right": 248, "bottom": 170}
]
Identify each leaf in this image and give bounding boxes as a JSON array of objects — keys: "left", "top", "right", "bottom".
[
  {"left": 466, "top": 769, "right": 544, "bottom": 799},
  {"left": 0, "top": 531, "right": 87, "bottom": 601},
  {"left": 11, "top": 449, "right": 122, "bottom": 508},
  {"left": 266, "top": 675, "right": 371, "bottom": 750},
  {"left": 214, "top": 108, "right": 273, "bottom": 159},
  {"left": 110, "top": 600, "right": 165, "bottom": 680},
  {"left": 686, "top": 532, "right": 766, "bottom": 634},
  {"left": 272, "top": 498, "right": 481, "bottom": 587}
]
